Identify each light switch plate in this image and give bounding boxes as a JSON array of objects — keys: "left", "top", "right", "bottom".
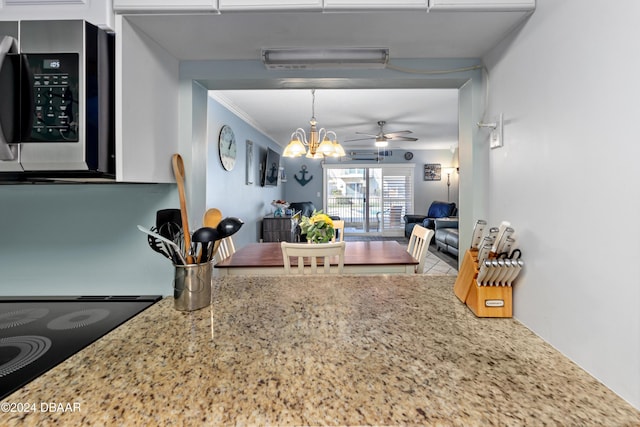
[{"left": 490, "top": 113, "right": 503, "bottom": 149}]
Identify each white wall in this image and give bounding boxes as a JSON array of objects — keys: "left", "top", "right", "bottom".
[
  {"left": 483, "top": 0, "right": 640, "bottom": 408},
  {"left": 116, "top": 15, "right": 179, "bottom": 183}
]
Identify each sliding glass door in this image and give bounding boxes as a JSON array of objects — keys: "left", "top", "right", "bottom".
[{"left": 323, "top": 164, "right": 414, "bottom": 237}]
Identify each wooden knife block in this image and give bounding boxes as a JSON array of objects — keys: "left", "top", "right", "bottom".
[{"left": 453, "top": 249, "right": 513, "bottom": 318}]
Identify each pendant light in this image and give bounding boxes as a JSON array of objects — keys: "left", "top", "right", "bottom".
[{"left": 282, "top": 89, "right": 345, "bottom": 159}]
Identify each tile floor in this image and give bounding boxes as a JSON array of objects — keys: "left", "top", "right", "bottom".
[{"left": 423, "top": 249, "right": 458, "bottom": 276}]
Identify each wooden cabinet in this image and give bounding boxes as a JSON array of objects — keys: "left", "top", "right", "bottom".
[
  {"left": 263, "top": 215, "right": 298, "bottom": 243},
  {"left": 218, "top": 0, "right": 321, "bottom": 11},
  {"left": 429, "top": 0, "right": 535, "bottom": 11},
  {"left": 113, "top": 0, "right": 218, "bottom": 12},
  {"left": 324, "top": 0, "right": 428, "bottom": 10}
]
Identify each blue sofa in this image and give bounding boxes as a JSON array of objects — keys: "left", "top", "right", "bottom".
[
  {"left": 434, "top": 218, "right": 459, "bottom": 257},
  {"left": 403, "top": 201, "right": 457, "bottom": 238}
]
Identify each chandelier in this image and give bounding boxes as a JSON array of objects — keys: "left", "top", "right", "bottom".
[{"left": 282, "top": 89, "right": 346, "bottom": 159}]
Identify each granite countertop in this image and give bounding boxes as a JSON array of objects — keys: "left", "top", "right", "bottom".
[{"left": 3, "top": 275, "right": 640, "bottom": 426}]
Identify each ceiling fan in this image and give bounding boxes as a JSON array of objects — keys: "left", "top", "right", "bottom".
[{"left": 346, "top": 120, "right": 418, "bottom": 146}]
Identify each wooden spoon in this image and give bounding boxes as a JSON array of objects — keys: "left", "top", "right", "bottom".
[
  {"left": 203, "top": 208, "right": 223, "bottom": 257},
  {"left": 203, "top": 208, "right": 222, "bottom": 228},
  {"left": 172, "top": 154, "right": 194, "bottom": 264}
]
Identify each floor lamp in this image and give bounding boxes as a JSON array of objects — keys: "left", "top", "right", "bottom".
[{"left": 444, "top": 167, "right": 456, "bottom": 202}]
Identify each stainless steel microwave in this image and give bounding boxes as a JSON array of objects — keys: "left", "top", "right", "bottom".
[{"left": 0, "top": 20, "right": 114, "bottom": 179}]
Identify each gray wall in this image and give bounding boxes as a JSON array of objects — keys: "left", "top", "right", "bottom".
[
  {"left": 283, "top": 148, "right": 459, "bottom": 216},
  {"left": 205, "top": 96, "right": 284, "bottom": 247}
]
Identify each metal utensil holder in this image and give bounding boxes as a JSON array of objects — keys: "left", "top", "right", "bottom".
[{"left": 173, "top": 261, "right": 213, "bottom": 311}]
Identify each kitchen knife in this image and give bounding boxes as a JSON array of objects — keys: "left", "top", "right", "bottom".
[
  {"left": 493, "top": 259, "right": 510, "bottom": 286},
  {"left": 476, "top": 260, "right": 491, "bottom": 285},
  {"left": 470, "top": 219, "right": 487, "bottom": 250},
  {"left": 486, "top": 227, "right": 499, "bottom": 242},
  {"left": 501, "top": 260, "right": 519, "bottom": 286},
  {"left": 484, "top": 260, "right": 501, "bottom": 286},
  {"left": 478, "top": 239, "right": 494, "bottom": 263},
  {"left": 498, "top": 237, "right": 516, "bottom": 258},
  {"left": 495, "top": 227, "right": 515, "bottom": 254},
  {"left": 491, "top": 221, "right": 511, "bottom": 253}
]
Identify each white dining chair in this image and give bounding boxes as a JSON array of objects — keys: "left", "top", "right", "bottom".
[
  {"left": 214, "top": 236, "right": 236, "bottom": 263},
  {"left": 280, "top": 241, "right": 346, "bottom": 274},
  {"left": 331, "top": 220, "right": 345, "bottom": 242},
  {"left": 407, "top": 224, "right": 435, "bottom": 274}
]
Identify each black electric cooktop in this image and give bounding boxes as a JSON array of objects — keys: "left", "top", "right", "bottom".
[{"left": 0, "top": 295, "right": 162, "bottom": 400}]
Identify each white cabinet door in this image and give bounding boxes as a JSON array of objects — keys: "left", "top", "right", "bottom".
[
  {"left": 218, "top": 0, "right": 322, "bottom": 11},
  {"left": 0, "top": 0, "right": 114, "bottom": 29},
  {"left": 115, "top": 15, "right": 178, "bottom": 183},
  {"left": 429, "top": 0, "right": 535, "bottom": 11},
  {"left": 113, "top": 0, "right": 217, "bottom": 12},
  {"left": 324, "top": 0, "right": 428, "bottom": 10}
]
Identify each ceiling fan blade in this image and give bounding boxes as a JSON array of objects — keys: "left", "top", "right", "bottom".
[
  {"left": 383, "top": 130, "right": 413, "bottom": 137},
  {"left": 344, "top": 136, "right": 378, "bottom": 142},
  {"left": 354, "top": 132, "right": 379, "bottom": 137},
  {"left": 388, "top": 136, "right": 418, "bottom": 141}
]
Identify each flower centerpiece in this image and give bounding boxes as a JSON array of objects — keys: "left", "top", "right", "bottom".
[{"left": 299, "top": 210, "right": 335, "bottom": 243}]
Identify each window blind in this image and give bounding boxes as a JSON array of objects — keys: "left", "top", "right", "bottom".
[{"left": 381, "top": 166, "right": 414, "bottom": 235}]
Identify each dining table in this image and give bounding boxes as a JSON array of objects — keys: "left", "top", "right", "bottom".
[{"left": 214, "top": 240, "right": 418, "bottom": 276}]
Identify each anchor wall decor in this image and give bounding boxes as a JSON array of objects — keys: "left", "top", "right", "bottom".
[{"left": 294, "top": 165, "right": 313, "bottom": 186}]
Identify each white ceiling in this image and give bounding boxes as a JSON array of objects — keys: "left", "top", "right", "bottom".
[
  {"left": 127, "top": 11, "right": 531, "bottom": 61},
  {"left": 211, "top": 88, "right": 459, "bottom": 151},
  {"left": 125, "top": 10, "right": 532, "bottom": 151}
]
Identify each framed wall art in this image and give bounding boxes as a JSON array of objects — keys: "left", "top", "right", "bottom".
[
  {"left": 246, "top": 140, "right": 254, "bottom": 185},
  {"left": 424, "top": 163, "right": 441, "bottom": 181}
]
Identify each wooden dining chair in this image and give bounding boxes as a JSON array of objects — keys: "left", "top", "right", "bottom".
[
  {"left": 214, "top": 236, "right": 236, "bottom": 263},
  {"left": 331, "top": 220, "right": 345, "bottom": 242},
  {"left": 280, "top": 241, "right": 346, "bottom": 274},
  {"left": 407, "top": 224, "right": 435, "bottom": 274}
]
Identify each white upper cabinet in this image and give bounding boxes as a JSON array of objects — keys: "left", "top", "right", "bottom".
[
  {"left": 429, "top": 0, "right": 535, "bottom": 11},
  {"left": 218, "top": 0, "right": 321, "bottom": 11},
  {"left": 113, "top": 0, "right": 217, "bottom": 12},
  {"left": 324, "top": 0, "right": 428, "bottom": 10},
  {"left": 0, "top": 0, "right": 114, "bottom": 29}
]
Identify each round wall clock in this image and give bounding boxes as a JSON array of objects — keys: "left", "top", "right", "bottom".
[
  {"left": 404, "top": 151, "right": 414, "bottom": 161},
  {"left": 218, "top": 125, "right": 237, "bottom": 171}
]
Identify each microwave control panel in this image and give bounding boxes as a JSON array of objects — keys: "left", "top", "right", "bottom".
[{"left": 22, "top": 53, "right": 79, "bottom": 143}]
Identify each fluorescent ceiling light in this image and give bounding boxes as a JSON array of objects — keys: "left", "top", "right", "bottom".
[{"left": 261, "top": 48, "right": 389, "bottom": 70}]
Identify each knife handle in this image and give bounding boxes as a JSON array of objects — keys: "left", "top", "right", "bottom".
[
  {"left": 476, "top": 260, "right": 491, "bottom": 285},
  {"left": 478, "top": 241, "right": 493, "bottom": 263},
  {"left": 495, "top": 227, "right": 514, "bottom": 254},
  {"left": 470, "top": 219, "right": 487, "bottom": 249}
]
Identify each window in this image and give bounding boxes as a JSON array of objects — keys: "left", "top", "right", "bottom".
[{"left": 323, "top": 163, "right": 414, "bottom": 236}]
